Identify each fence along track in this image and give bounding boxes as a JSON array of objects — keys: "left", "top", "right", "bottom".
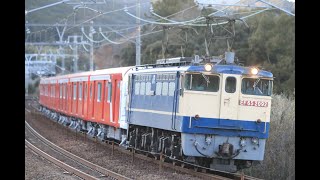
[
  {"left": 25, "top": 139, "right": 98, "bottom": 180},
  {"left": 25, "top": 121, "right": 131, "bottom": 180}
]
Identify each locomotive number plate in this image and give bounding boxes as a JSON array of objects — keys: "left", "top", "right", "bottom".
[{"left": 239, "top": 100, "right": 268, "bottom": 107}]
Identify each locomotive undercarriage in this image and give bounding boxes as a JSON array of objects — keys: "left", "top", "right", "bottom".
[{"left": 127, "top": 125, "right": 254, "bottom": 172}]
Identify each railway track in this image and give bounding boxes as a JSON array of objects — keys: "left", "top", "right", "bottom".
[
  {"left": 25, "top": 120, "right": 131, "bottom": 180},
  {"left": 25, "top": 140, "right": 98, "bottom": 180},
  {"left": 25, "top": 97, "right": 262, "bottom": 180}
]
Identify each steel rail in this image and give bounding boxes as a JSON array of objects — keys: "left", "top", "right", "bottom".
[
  {"left": 25, "top": 139, "right": 98, "bottom": 180},
  {"left": 25, "top": 120, "right": 131, "bottom": 180}
]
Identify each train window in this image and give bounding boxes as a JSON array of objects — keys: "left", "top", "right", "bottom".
[
  {"left": 135, "top": 82, "right": 140, "bottom": 95},
  {"left": 60, "top": 85, "right": 63, "bottom": 98},
  {"left": 107, "top": 82, "right": 112, "bottom": 103},
  {"left": 73, "top": 83, "right": 77, "bottom": 100},
  {"left": 185, "top": 74, "right": 219, "bottom": 92},
  {"left": 97, "top": 82, "right": 102, "bottom": 102},
  {"left": 63, "top": 84, "right": 66, "bottom": 99},
  {"left": 84, "top": 84, "right": 87, "bottom": 100},
  {"left": 241, "top": 78, "right": 273, "bottom": 96},
  {"left": 168, "top": 82, "right": 175, "bottom": 96},
  {"left": 140, "top": 82, "right": 146, "bottom": 95},
  {"left": 169, "top": 74, "right": 175, "bottom": 80},
  {"left": 146, "top": 82, "right": 151, "bottom": 95},
  {"left": 162, "top": 82, "right": 169, "bottom": 96},
  {"left": 90, "top": 84, "right": 93, "bottom": 98},
  {"left": 225, "top": 77, "right": 236, "bottom": 93},
  {"left": 79, "top": 83, "right": 82, "bottom": 100},
  {"left": 156, "top": 82, "right": 162, "bottom": 95}
]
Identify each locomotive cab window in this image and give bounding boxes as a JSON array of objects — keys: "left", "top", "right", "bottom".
[
  {"left": 241, "top": 78, "right": 273, "bottom": 96},
  {"left": 184, "top": 73, "right": 219, "bottom": 92},
  {"left": 225, "top": 77, "right": 236, "bottom": 93}
]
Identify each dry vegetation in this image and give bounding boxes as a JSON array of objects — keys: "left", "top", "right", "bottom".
[{"left": 244, "top": 94, "right": 295, "bottom": 180}]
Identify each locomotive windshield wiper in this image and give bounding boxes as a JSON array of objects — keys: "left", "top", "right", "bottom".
[
  {"left": 253, "top": 78, "right": 260, "bottom": 89},
  {"left": 201, "top": 73, "right": 210, "bottom": 84}
]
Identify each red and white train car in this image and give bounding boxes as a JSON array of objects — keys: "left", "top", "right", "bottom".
[{"left": 39, "top": 66, "right": 134, "bottom": 142}]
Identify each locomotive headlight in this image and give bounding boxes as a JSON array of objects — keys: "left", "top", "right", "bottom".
[
  {"left": 250, "top": 67, "right": 259, "bottom": 75},
  {"left": 240, "top": 138, "right": 246, "bottom": 147},
  {"left": 204, "top": 63, "right": 213, "bottom": 71},
  {"left": 251, "top": 137, "right": 259, "bottom": 145}
]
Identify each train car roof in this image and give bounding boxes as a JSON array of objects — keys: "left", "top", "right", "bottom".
[
  {"left": 90, "top": 66, "right": 134, "bottom": 76},
  {"left": 40, "top": 66, "right": 135, "bottom": 84}
]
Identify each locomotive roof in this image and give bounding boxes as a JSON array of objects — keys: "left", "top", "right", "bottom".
[
  {"left": 187, "top": 65, "right": 273, "bottom": 78},
  {"left": 132, "top": 64, "right": 273, "bottom": 78}
]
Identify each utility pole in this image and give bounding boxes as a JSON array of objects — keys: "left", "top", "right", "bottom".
[
  {"left": 72, "top": 36, "right": 78, "bottom": 72},
  {"left": 60, "top": 47, "right": 65, "bottom": 74},
  {"left": 56, "top": 26, "right": 66, "bottom": 74},
  {"left": 89, "top": 21, "right": 94, "bottom": 71},
  {"left": 135, "top": 0, "right": 141, "bottom": 65}
]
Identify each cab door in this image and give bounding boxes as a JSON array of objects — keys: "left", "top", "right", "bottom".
[{"left": 219, "top": 74, "right": 240, "bottom": 122}]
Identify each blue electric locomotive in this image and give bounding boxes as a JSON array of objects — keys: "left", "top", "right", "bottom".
[{"left": 125, "top": 53, "right": 273, "bottom": 172}]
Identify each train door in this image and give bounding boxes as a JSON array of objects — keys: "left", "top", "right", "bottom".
[
  {"left": 94, "top": 81, "right": 103, "bottom": 121},
  {"left": 103, "top": 80, "right": 111, "bottom": 123},
  {"left": 88, "top": 81, "right": 94, "bottom": 120},
  {"left": 59, "top": 83, "right": 62, "bottom": 112},
  {"left": 113, "top": 78, "right": 120, "bottom": 125},
  {"left": 83, "top": 82, "right": 88, "bottom": 119},
  {"left": 101, "top": 80, "right": 106, "bottom": 122},
  {"left": 219, "top": 74, "right": 240, "bottom": 121},
  {"left": 68, "top": 82, "right": 72, "bottom": 113},
  {"left": 63, "top": 83, "right": 67, "bottom": 113},
  {"left": 78, "top": 82, "right": 83, "bottom": 118},
  {"left": 72, "top": 82, "right": 77, "bottom": 115}
]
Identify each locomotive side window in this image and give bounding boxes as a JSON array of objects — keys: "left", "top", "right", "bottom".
[
  {"left": 168, "top": 82, "right": 175, "bottom": 96},
  {"left": 146, "top": 82, "right": 151, "bottom": 95},
  {"left": 241, "top": 78, "right": 273, "bottom": 96},
  {"left": 134, "top": 82, "right": 140, "bottom": 95},
  {"left": 225, "top": 77, "right": 236, "bottom": 93},
  {"left": 162, "top": 82, "right": 169, "bottom": 96},
  {"left": 140, "top": 82, "right": 146, "bottom": 95},
  {"left": 156, "top": 82, "right": 162, "bottom": 95},
  {"left": 185, "top": 73, "right": 219, "bottom": 92}
]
